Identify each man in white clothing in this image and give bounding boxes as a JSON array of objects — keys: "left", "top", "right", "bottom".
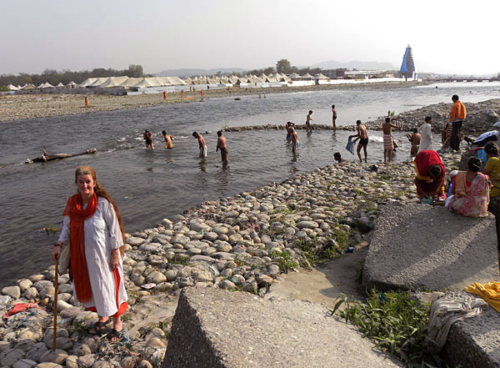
[{"left": 418, "top": 116, "right": 433, "bottom": 153}]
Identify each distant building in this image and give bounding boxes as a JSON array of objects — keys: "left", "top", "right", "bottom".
[
  {"left": 400, "top": 45, "right": 416, "bottom": 80},
  {"left": 321, "top": 69, "right": 346, "bottom": 79}
]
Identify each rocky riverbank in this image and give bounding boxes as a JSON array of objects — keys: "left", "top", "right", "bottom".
[
  {"left": 365, "top": 98, "right": 500, "bottom": 133},
  {"left": 0, "top": 152, "right": 462, "bottom": 368},
  {"left": 0, "top": 81, "right": 426, "bottom": 123}
]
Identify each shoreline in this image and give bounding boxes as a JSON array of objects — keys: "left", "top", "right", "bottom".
[
  {"left": 0, "top": 81, "right": 428, "bottom": 123},
  {"left": 0, "top": 152, "right": 462, "bottom": 367}
]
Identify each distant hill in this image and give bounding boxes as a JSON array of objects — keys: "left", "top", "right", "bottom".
[
  {"left": 155, "top": 68, "right": 246, "bottom": 77},
  {"left": 311, "top": 60, "right": 398, "bottom": 71}
]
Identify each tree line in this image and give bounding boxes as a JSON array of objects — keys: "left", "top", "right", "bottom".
[
  {"left": 243, "top": 59, "right": 322, "bottom": 77},
  {"left": 0, "top": 64, "right": 146, "bottom": 88}
]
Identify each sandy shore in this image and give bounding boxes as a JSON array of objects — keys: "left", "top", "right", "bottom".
[{"left": 0, "top": 81, "right": 427, "bottom": 123}]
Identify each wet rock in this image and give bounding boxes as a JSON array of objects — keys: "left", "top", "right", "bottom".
[
  {"left": 2, "top": 286, "right": 21, "bottom": 299},
  {"left": 0, "top": 348, "right": 25, "bottom": 366}
]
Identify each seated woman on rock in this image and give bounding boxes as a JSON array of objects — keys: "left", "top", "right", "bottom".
[
  {"left": 446, "top": 157, "right": 490, "bottom": 217},
  {"left": 413, "top": 150, "right": 446, "bottom": 203},
  {"left": 483, "top": 142, "right": 500, "bottom": 199}
]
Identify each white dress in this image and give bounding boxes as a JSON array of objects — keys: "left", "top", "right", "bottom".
[
  {"left": 58, "top": 197, "right": 128, "bottom": 317},
  {"left": 418, "top": 123, "right": 432, "bottom": 153}
]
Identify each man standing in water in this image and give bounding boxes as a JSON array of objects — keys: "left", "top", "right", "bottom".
[
  {"left": 349, "top": 120, "right": 369, "bottom": 163},
  {"left": 192, "top": 132, "right": 207, "bottom": 158},
  {"left": 406, "top": 128, "right": 421, "bottom": 156},
  {"left": 382, "top": 117, "right": 398, "bottom": 164},
  {"left": 285, "top": 121, "right": 295, "bottom": 141},
  {"left": 144, "top": 130, "right": 154, "bottom": 149},
  {"left": 216, "top": 131, "right": 229, "bottom": 163},
  {"left": 306, "top": 110, "right": 313, "bottom": 135},
  {"left": 291, "top": 127, "right": 299, "bottom": 154},
  {"left": 449, "top": 94, "right": 467, "bottom": 151},
  {"left": 162, "top": 130, "right": 174, "bottom": 149},
  {"left": 331, "top": 105, "right": 337, "bottom": 131}
]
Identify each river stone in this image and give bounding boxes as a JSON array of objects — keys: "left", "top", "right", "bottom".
[
  {"left": 58, "top": 284, "right": 73, "bottom": 294},
  {"left": 18, "top": 279, "right": 33, "bottom": 292},
  {"left": 26, "top": 343, "right": 48, "bottom": 361},
  {"left": 74, "top": 311, "right": 98, "bottom": 324},
  {"left": 0, "top": 341, "right": 11, "bottom": 353},
  {"left": 35, "top": 363, "right": 62, "bottom": 368},
  {"left": 2, "top": 286, "right": 21, "bottom": 299},
  {"left": 190, "top": 221, "right": 211, "bottom": 233},
  {"left": 138, "top": 360, "right": 153, "bottom": 368},
  {"left": 297, "top": 221, "right": 319, "bottom": 229},
  {"left": 39, "top": 349, "right": 67, "bottom": 364},
  {"left": 212, "top": 227, "right": 228, "bottom": 235},
  {"left": 257, "top": 275, "right": 273, "bottom": 287},
  {"left": 127, "top": 237, "right": 144, "bottom": 247},
  {"left": 267, "top": 264, "right": 280, "bottom": 277},
  {"left": 65, "top": 356, "right": 78, "bottom": 368},
  {"left": 204, "top": 232, "right": 218, "bottom": 241},
  {"left": 216, "top": 242, "right": 232, "bottom": 252},
  {"left": 13, "top": 359, "right": 37, "bottom": 368},
  {"left": 120, "top": 357, "right": 136, "bottom": 368},
  {"left": 165, "top": 270, "right": 178, "bottom": 282},
  {"left": 146, "top": 271, "right": 167, "bottom": 284},
  {"left": 139, "top": 243, "right": 162, "bottom": 253},
  {"left": 77, "top": 354, "right": 95, "bottom": 368},
  {"left": 0, "top": 348, "right": 25, "bottom": 366},
  {"left": 163, "top": 288, "right": 402, "bottom": 368},
  {"left": 224, "top": 211, "right": 239, "bottom": 218},
  {"left": 219, "top": 280, "right": 236, "bottom": 290},
  {"left": 363, "top": 204, "right": 499, "bottom": 291},
  {"left": 56, "top": 300, "right": 72, "bottom": 312},
  {"left": 39, "top": 286, "right": 55, "bottom": 299},
  {"left": 72, "top": 343, "right": 91, "bottom": 356},
  {"left": 24, "top": 287, "right": 39, "bottom": 299},
  {"left": 145, "top": 338, "right": 166, "bottom": 348},
  {"left": 187, "top": 248, "right": 202, "bottom": 255},
  {"left": 229, "top": 234, "right": 243, "bottom": 244}
]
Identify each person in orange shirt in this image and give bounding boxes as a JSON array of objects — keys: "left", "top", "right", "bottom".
[{"left": 449, "top": 94, "right": 467, "bottom": 151}]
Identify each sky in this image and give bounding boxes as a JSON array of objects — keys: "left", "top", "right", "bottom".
[{"left": 2, "top": 0, "right": 499, "bottom": 76}]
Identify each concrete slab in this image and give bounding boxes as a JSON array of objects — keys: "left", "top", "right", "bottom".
[
  {"left": 163, "top": 287, "right": 403, "bottom": 368},
  {"left": 363, "top": 204, "right": 499, "bottom": 291},
  {"left": 442, "top": 292, "right": 500, "bottom": 368}
]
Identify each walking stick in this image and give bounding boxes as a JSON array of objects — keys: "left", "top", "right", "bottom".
[{"left": 53, "top": 260, "right": 58, "bottom": 350}]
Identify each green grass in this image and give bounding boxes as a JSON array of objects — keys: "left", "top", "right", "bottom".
[
  {"left": 42, "top": 224, "right": 58, "bottom": 233},
  {"left": 270, "top": 251, "right": 299, "bottom": 274},
  {"left": 169, "top": 254, "right": 190, "bottom": 265},
  {"left": 331, "top": 289, "right": 442, "bottom": 368}
]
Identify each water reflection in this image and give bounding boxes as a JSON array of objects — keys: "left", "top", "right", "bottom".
[{"left": 198, "top": 159, "right": 207, "bottom": 173}]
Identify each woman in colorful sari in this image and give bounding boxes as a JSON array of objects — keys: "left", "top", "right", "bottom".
[
  {"left": 51, "top": 166, "right": 128, "bottom": 341},
  {"left": 447, "top": 157, "right": 490, "bottom": 217},
  {"left": 413, "top": 150, "right": 446, "bottom": 202}
]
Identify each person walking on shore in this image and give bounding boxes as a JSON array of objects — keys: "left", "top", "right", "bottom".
[
  {"left": 306, "top": 110, "right": 313, "bottom": 135},
  {"left": 406, "top": 128, "right": 421, "bottom": 156},
  {"left": 331, "top": 105, "right": 337, "bottom": 131},
  {"left": 418, "top": 116, "right": 433, "bottom": 153},
  {"left": 349, "top": 120, "right": 369, "bottom": 163},
  {"left": 162, "top": 130, "right": 174, "bottom": 149},
  {"left": 52, "top": 166, "right": 128, "bottom": 342},
  {"left": 291, "top": 128, "right": 299, "bottom": 154},
  {"left": 216, "top": 131, "right": 229, "bottom": 163},
  {"left": 143, "top": 130, "right": 154, "bottom": 149},
  {"left": 449, "top": 94, "right": 467, "bottom": 151},
  {"left": 382, "top": 117, "right": 398, "bottom": 164},
  {"left": 192, "top": 132, "right": 207, "bottom": 158}
]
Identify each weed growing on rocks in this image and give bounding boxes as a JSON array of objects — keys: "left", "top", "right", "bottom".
[
  {"left": 331, "top": 289, "right": 442, "bottom": 368},
  {"left": 271, "top": 251, "right": 299, "bottom": 273}
]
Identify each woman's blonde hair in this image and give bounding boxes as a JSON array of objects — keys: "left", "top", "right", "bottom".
[{"left": 75, "top": 166, "right": 126, "bottom": 256}]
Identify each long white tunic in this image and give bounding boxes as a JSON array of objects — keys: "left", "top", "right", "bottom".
[
  {"left": 418, "top": 123, "right": 432, "bottom": 153},
  {"left": 58, "top": 197, "right": 127, "bottom": 317}
]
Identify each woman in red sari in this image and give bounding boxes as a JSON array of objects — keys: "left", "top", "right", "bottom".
[
  {"left": 52, "top": 166, "right": 128, "bottom": 341},
  {"left": 413, "top": 150, "right": 446, "bottom": 201}
]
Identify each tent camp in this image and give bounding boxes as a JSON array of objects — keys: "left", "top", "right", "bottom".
[
  {"left": 79, "top": 78, "right": 98, "bottom": 88},
  {"left": 56, "top": 82, "right": 65, "bottom": 88},
  {"left": 98, "top": 76, "right": 129, "bottom": 88},
  {"left": 7, "top": 84, "right": 19, "bottom": 91},
  {"left": 38, "top": 82, "right": 55, "bottom": 89},
  {"left": 66, "top": 81, "right": 78, "bottom": 88}
]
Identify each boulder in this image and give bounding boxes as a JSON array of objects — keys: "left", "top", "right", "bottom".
[{"left": 363, "top": 204, "right": 498, "bottom": 291}]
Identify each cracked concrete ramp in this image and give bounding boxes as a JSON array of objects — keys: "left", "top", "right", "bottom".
[
  {"left": 163, "top": 287, "right": 403, "bottom": 368},
  {"left": 363, "top": 204, "right": 499, "bottom": 291}
]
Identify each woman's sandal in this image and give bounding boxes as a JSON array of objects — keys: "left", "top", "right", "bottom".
[
  {"left": 108, "top": 329, "right": 124, "bottom": 342},
  {"left": 89, "top": 320, "right": 111, "bottom": 335}
]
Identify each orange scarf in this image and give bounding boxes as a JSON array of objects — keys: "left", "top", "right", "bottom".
[{"left": 63, "top": 193, "right": 98, "bottom": 303}]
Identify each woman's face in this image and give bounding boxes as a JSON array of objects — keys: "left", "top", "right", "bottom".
[{"left": 77, "top": 174, "right": 95, "bottom": 198}]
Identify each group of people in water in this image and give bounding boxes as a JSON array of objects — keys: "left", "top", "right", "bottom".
[{"left": 142, "top": 129, "right": 229, "bottom": 163}]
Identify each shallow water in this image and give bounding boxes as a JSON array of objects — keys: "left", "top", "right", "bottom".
[{"left": 0, "top": 82, "right": 498, "bottom": 288}]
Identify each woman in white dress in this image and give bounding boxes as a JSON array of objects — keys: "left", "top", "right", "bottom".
[
  {"left": 52, "top": 166, "right": 128, "bottom": 341},
  {"left": 418, "top": 116, "right": 433, "bottom": 153}
]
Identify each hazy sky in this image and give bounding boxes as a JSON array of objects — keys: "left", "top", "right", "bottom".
[{"left": 2, "top": 0, "right": 499, "bottom": 76}]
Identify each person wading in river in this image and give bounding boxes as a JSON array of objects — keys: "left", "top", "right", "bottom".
[
  {"left": 349, "top": 120, "right": 369, "bottom": 163},
  {"left": 216, "top": 131, "right": 229, "bottom": 163},
  {"left": 192, "top": 132, "right": 207, "bottom": 158}
]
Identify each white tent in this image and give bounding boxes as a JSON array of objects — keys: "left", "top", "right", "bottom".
[
  {"left": 98, "top": 76, "right": 129, "bottom": 88},
  {"left": 79, "top": 78, "right": 98, "bottom": 87},
  {"left": 39, "top": 82, "right": 54, "bottom": 89},
  {"left": 289, "top": 73, "right": 301, "bottom": 80},
  {"left": 119, "top": 78, "right": 142, "bottom": 87},
  {"left": 88, "top": 78, "right": 111, "bottom": 87},
  {"left": 302, "top": 73, "right": 314, "bottom": 79},
  {"left": 7, "top": 84, "right": 19, "bottom": 91},
  {"left": 66, "top": 81, "right": 78, "bottom": 88},
  {"left": 56, "top": 82, "right": 65, "bottom": 88},
  {"left": 132, "top": 78, "right": 156, "bottom": 88}
]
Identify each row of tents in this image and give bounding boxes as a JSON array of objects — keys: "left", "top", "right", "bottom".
[{"left": 7, "top": 72, "right": 331, "bottom": 91}]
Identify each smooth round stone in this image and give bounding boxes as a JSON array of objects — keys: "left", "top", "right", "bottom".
[
  {"left": 13, "top": 359, "right": 37, "bottom": 368},
  {"left": 0, "top": 348, "right": 25, "bottom": 367},
  {"left": 187, "top": 248, "right": 202, "bottom": 255},
  {"left": 146, "top": 271, "right": 167, "bottom": 284},
  {"left": 2, "top": 286, "right": 21, "bottom": 299},
  {"left": 77, "top": 354, "right": 95, "bottom": 368},
  {"left": 18, "top": 279, "right": 33, "bottom": 292},
  {"left": 212, "top": 227, "right": 228, "bottom": 235},
  {"left": 120, "top": 357, "right": 136, "bottom": 368},
  {"left": 202, "top": 247, "right": 216, "bottom": 255},
  {"left": 24, "top": 287, "right": 39, "bottom": 299},
  {"left": 220, "top": 269, "right": 233, "bottom": 278},
  {"left": 216, "top": 243, "right": 232, "bottom": 253},
  {"left": 231, "top": 274, "right": 245, "bottom": 285},
  {"left": 219, "top": 280, "right": 236, "bottom": 290},
  {"left": 39, "top": 349, "right": 67, "bottom": 364},
  {"left": 204, "top": 232, "right": 218, "bottom": 241}
]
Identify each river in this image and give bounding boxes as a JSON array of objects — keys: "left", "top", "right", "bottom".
[{"left": 0, "top": 81, "right": 499, "bottom": 288}]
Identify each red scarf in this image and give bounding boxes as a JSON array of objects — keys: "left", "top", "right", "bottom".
[{"left": 63, "top": 193, "right": 98, "bottom": 303}]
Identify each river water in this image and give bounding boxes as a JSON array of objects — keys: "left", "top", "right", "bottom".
[{"left": 1, "top": 82, "right": 499, "bottom": 288}]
